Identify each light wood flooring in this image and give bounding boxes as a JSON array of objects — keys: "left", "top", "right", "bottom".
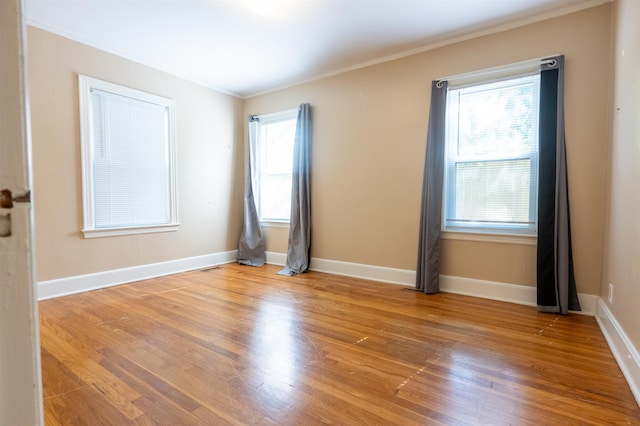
[{"left": 40, "top": 263, "right": 640, "bottom": 425}]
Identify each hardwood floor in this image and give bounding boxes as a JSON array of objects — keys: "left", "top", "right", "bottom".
[{"left": 40, "top": 263, "right": 639, "bottom": 425}]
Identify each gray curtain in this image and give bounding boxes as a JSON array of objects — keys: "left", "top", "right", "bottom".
[
  {"left": 237, "top": 116, "right": 266, "bottom": 266},
  {"left": 278, "top": 103, "right": 312, "bottom": 276},
  {"left": 536, "top": 55, "right": 581, "bottom": 314},
  {"left": 416, "top": 81, "right": 448, "bottom": 293}
]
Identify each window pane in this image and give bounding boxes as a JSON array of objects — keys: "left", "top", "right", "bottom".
[
  {"left": 456, "top": 76, "right": 539, "bottom": 157},
  {"left": 265, "top": 120, "right": 295, "bottom": 175},
  {"left": 258, "top": 114, "right": 296, "bottom": 222},
  {"left": 452, "top": 160, "right": 532, "bottom": 225},
  {"left": 261, "top": 174, "right": 292, "bottom": 220}
]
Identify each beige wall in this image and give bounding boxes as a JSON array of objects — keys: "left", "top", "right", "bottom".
[
  {"left": 28, "top": 27, "right": 245, "bottom": 281},
  {"left": 602, "top": 0, "right": 640, "bottom": 351},
  {"left": 245, "top": 5, "right": 613, "bottom": 295}
]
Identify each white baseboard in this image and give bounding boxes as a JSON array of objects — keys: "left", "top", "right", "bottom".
[
  {"left": 595, "top": 298, "right": 640, "bottom": 406},
  {"left": 265, "top": 252, "right": 597, "bottom": 315},
  {"left": 310, "top": 257, "right": 416, "bottom": 286},
  {"left": 440, "top": 274, "right": 537, "bottom": 306},
  {"left": 440, "top": 275, "right": 598, "bottom": 316},
  {"left": 37, "top": 250, "right": 238, "bottom": 300},
  {"left": 40, "top": 249, "right": 599, "bottom": 317},
  {"left": 265, "top": 251, "right": 287, "bottom": 266},
  {"left": 265, "top": 251, "right": 415, "bottom": 285}
]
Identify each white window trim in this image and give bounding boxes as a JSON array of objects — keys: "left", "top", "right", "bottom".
[
  {"left": 260, "top": 220, "right": 290, "bottom": 229},
  {"left": 256, "top": 108, "right": 298, "bottom": 124},
  {"left": 442, "top": 72, "right": 540, "bottom": 237},
  {"left": 78, "top": 75, "right": 179, "bottom": 238},
  {"left": 254, "top": 108, "right": 298, "bottom": 226},
  {"left": 441, "top": 231, "right": 537, "bottom": 246}
]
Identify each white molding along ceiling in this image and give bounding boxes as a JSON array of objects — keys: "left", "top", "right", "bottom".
[{"left": 25, "top": 0, "right": 609, "bottom": 98}]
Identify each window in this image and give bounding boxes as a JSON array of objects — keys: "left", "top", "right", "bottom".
[
  {"left": 255, "top": 109, "right": 297, "bottom": 223},
  {"left": 78, "top": 75, "right": 178, "bottom": 238},
  {"left": 443, "top": 74, "right": 540, "bottom": 235}
]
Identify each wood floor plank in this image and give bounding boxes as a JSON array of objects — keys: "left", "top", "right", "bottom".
[
  {"left": 40, "top": 263, "right": 640, "bottom": 425},
  {"left": 40, "top": 312, "right": 145, "bottom": 420}
]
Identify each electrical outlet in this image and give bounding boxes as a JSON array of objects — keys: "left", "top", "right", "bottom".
[{"left": 608, "top": 283, "right": 614, "bottom": 304}]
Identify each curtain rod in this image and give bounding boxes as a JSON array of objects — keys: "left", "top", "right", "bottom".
[
  {"left": 250, "top": 106, "right": 299, "bottom": 122},
  {"left": 436, "top": 55, "right": 559, "bottom": 88}
]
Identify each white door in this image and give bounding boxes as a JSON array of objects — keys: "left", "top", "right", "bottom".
[{"left": 0, "top": 0, "right": 44, "bottom": 424}]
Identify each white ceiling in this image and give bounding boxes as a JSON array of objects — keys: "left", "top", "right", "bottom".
[{"left": 25, "top": 0, "right": 605, "bottom": 98}]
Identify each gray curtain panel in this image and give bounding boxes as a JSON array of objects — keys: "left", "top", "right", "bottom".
[
  {"left": 416, "top": 81, "right": 448, "bottom": 293},
  {"left": 536, "top": 55, "right": 581, "bottom": 314},
  {"left": 237, "top": 116, "right": 266, "bottom": 266},
  {"left": 278, "top": 103, "right": 312, "bottom": 276}
]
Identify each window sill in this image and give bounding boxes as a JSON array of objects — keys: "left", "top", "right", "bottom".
[
  {"left": 82, "top": 223, "right": 180, "bottom": 239},
  {"left": 441, "top": 230, "right": 536, "bottom": 246},
  {"left": 260, "top": 220, "right": 290, "bottom": 229}
]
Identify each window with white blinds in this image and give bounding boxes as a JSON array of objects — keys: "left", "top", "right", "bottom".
[
  {"left": 443, "top": 74, "right": 540, "bottom": 235},
  {"left": 79, "top": 75, "right": 178, "bottom": 238}
]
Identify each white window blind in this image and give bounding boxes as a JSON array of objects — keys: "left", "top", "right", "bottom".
[
  {"left": 444, "top": 74, "right": 540, "bottom": 234},
  {"left": 79, "top": 75, "right": 178, "bottom": 238}
]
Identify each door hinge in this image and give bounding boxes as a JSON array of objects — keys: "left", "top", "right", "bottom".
[{"left": 0, "top": 189, "right": 31, "bottom": 209}]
